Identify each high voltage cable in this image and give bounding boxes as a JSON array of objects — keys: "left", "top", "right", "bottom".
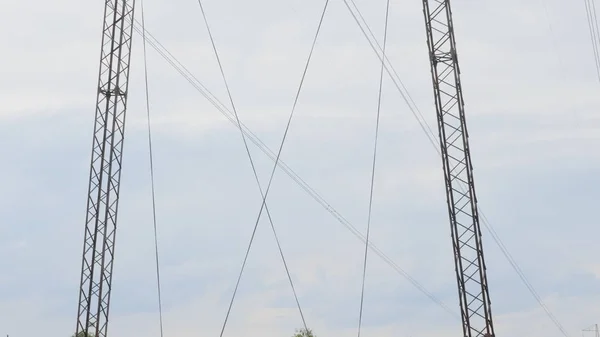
[
  {"left": 191, "top": 0, "right": 308, "bottom": 334},
  {"left": 139, "top": 1, "right": 165, "bottom": 337},
  {"left": 489, "top": 2, "right": 578, "bottom": 336},
  {"left": 342, "top": 0, "right": 439, "bottom": 151},
  {"left": 132, "top": 5, "right": 565, "bottom": 332},
  {"left": 212, "top": 1, "right": 330, "bottom": 334},
  {"left": 480, "top": 212, "right": 570, "bottom": 337},
  {"left": 129, "top": 16, "right": 458, "bottom": 319},
  {"left": 213, "top": 2, "right": 331, "bottom": 333},
  {"left": 357, "top": 0, "right": 391, "bottom": 336},
  {"left": 584, "top": 0, "right": 600, "bottom": 81},
  {"left": 585, "top": 0, "right": 600, "bottom": 80}
]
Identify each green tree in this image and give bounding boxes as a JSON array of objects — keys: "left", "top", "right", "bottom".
[{"left": 292, "top": 328, "right": 315, "bottom": 337}]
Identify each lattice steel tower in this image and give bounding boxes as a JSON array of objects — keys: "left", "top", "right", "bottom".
[
  {"left": 75, "top": 1, "right": 136, "bottom": 336},
  {"left": 420, "top": 1, "right": 495, "bottom": 336}
]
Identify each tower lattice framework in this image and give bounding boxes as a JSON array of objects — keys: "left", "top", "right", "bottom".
[
  {"left": 421, "top": 1, "right": 495, "bottom": 336},
  {"left": 75, "top": 1, "right": 136, "bottom": 336}
]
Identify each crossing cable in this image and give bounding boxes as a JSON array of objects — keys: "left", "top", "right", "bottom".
[
  {"left": 192, "top": 0, "right": 309, "bottom": 334},
  {"left": 357, "top": 0, "right": 391, "bottom": 336},
  {"left": 214, "top": 2, "right": 330, "bottom": 333},
  {"left": 139, "top": 2, "right": 165, "bottom": 337},
  {"left": 133, "top": 3, "right": 570, "bottom": 329},
  {"left": 503, "top": 2, "right": 583, "bottom": 335},
  {"left": 584, "top": 0, "right": 600, "bottom": 82},
  {"left": 214, "top": 2, "right": 329, "bottom": 334},
  {"left": 342, "top": 0, "right": 439, "bottom": 151},
  {"left": 128, "top": 20, "right": 458, "bottom": 319}
]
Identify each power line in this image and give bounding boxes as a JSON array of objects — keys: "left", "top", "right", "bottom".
[
  {"left": 192, "top": 0, "right": 309, "bottom": 334},
  {"left": 584, "top": 0, "right": 600, "bottom": 82},
  {"left": 480, "top": 213, "right": 570, "bottom": 336},
  {"left": 139, "top": 1, "right": 165, "bottom": 336},
  {"left": 128, "top": 18, "right": 459, "bottom": 320},
  {"left": 357, "top": 0, "right": 390, "bottom": 336},
  {"left": 75, "top": 1, "right": 576, "bottom": 330},
  {"left": 214, "top": 1, "right": 330, "bottom": 335},
  {"left": 342, "top": 0, "right": 439, "bottom": 151}
]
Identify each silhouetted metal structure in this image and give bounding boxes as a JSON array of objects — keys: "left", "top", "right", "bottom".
[
  {"left": 75, "top": 1, "right": 136, "bottom": 336},
  {"left": 420, "top": 1, "right": 495, "bottom": 336},
  {"left": 583, "top": 324, "right": 600, "bottom": 337}
]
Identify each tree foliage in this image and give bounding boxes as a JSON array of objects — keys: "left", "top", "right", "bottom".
[
  {"left": 292, "top": 328, "right": 315, "bottom": 337},
  {"left": 71, "top": 332, "right": 95, "bottom": 337}
]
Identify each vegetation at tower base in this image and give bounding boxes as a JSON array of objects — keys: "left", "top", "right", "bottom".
[
  {"left": 71, "top": 332, "right": 95, "bottom": 337},
  {"left": 293, "top": 328, "right": 316, "bottom": 337}
]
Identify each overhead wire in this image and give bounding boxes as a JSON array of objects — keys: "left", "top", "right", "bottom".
[
  {"left": 483, "top": 2, "right": 581, "bottom": 336},
  {"left": 584, "top": 0, "right": 600, "bottom": 82},
  {"left": 128, "top": 15, "right": 458, "bottom": 320},
  {"left": 120, "top": 0, "right": 570, "bottom": 332},
  {"left": 191, "top": 0, "right": 308, "bottom": 334},
  {"left": 139, "top": 1, "right": 165, "bottom": 337},
  {"left": 214, "top": 1, "right": 330, "bottom": 334},
  {"left": 342, "top": 0, "right": 439, "bottom": 151},
  {"left": 480, "top": 212, "right": 570, "bottom": 337},
  {"left": 219, "top": 2, "right": 330, "bottom": 331},
  {"left": 133, "top": 0, "right": 575, "bottom": 330},
  {"left": 357, "top": 0, "right": 391, "bottom": 335}
]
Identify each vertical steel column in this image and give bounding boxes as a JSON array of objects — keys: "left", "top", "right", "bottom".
[
  {"left": 75, "top": 1, "right": 136, "bottom": 336},
  {"left": 420, "top": 1, "right": 495, "bottom": 336}
]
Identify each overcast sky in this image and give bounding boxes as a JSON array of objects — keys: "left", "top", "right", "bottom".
[{"left": 0, "top": 0, "right": 599, "bottom": 336}]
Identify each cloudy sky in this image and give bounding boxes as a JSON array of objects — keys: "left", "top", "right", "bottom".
[{"left": 1, "top": 0, "right": 599, "bottom": 336}]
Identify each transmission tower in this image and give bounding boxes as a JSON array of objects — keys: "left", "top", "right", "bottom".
[
  {"left": 75, "top": 1, "right": 136, "bottom": 336},
  {"left": 420, "top": 1, "right": 495, "bottom": 336}
]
